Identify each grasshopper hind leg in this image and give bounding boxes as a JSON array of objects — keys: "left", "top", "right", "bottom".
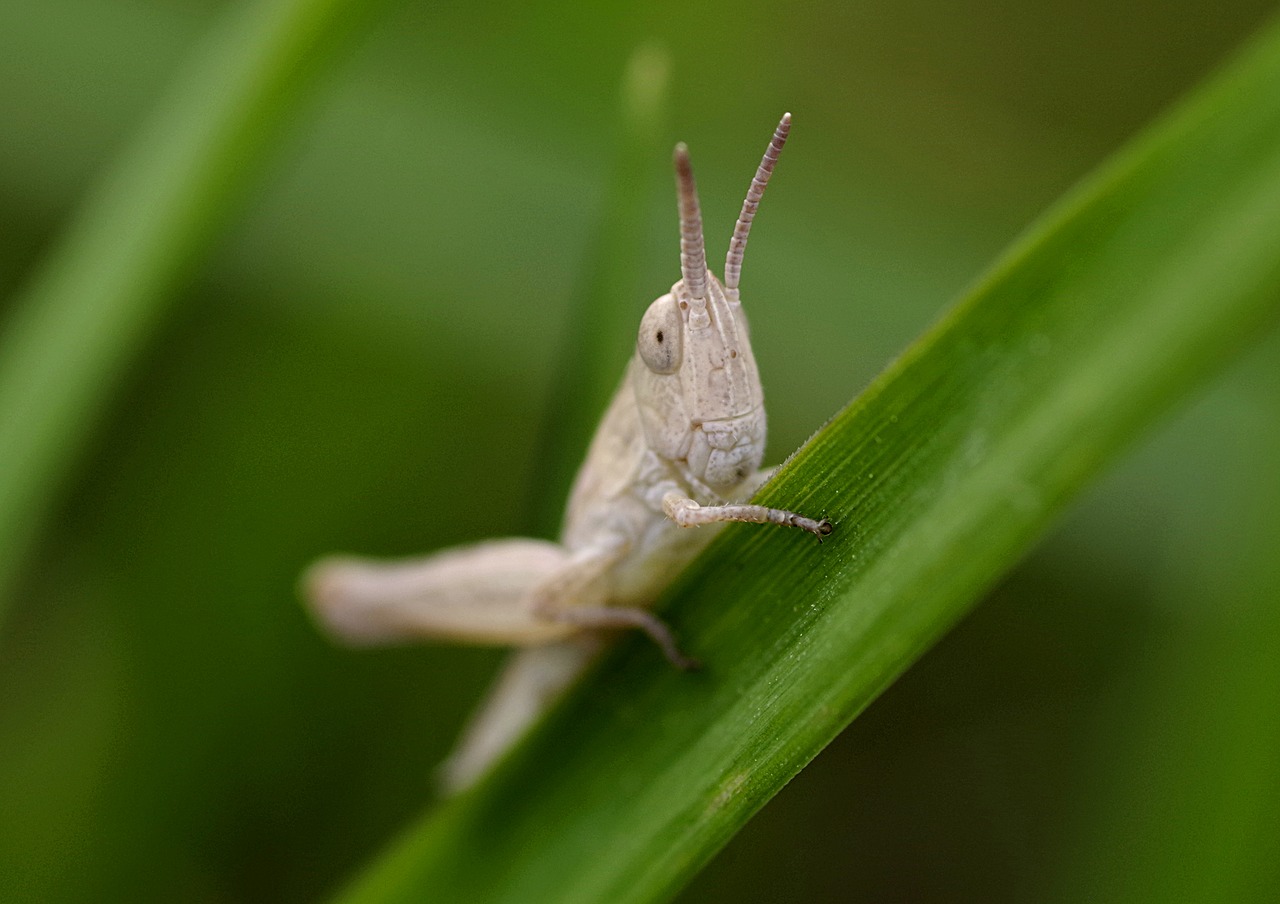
[
  {"left": 302, "top": 539, "right": 579, "bottom": 647},
  {"left": 438, "top": 637, "right": 606, "bottom": 794}
]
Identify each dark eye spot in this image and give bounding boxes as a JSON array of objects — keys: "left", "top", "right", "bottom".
[
  {"left": 735, "top": 467, "right": 747, "bottom": 480},
  {"left": 729, "top": 349, "right": 737, "bottom": 358},
  {"left": 656, "top": 331, "right": 664, "bottom": 343},
  {"left": 679, "top": 300, "right": 688, "bottom": 310}
]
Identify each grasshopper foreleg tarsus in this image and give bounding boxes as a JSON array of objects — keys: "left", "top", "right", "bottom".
[{"left": 662, "top": 491, "right": 834, "bottom": 540}]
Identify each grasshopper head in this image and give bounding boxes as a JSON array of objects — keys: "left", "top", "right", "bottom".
[{"left": 632, "top": 115, "right": 791, "bottom": 492}]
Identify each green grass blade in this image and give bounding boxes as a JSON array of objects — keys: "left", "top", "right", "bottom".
[
  {"left": 334, "top": 15, "right": 1280, "bottom": 904},
  {"left": 0, "top": 0, "right": 386, "bottom": 619},
  {"left": 1052, "top": 342, "right": 1280, "bottom": 902},
  {"left": 525, "top": 43, "right": 671, "bottom": 537}
]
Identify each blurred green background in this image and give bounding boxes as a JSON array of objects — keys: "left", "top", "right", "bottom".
[{"left": 2, "top": 0, "right": 1279, "bottom": 901}]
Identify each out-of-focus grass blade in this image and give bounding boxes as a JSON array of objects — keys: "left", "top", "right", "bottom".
[
  {"left": 1054, "top": 340, "right": 1280, "bottom": 904},
  {"left": 0, "top": 0, "right": 388, "bottom": 622},
  {"left": 525, "top": 43, "right": 670, "bottom": 537},
  {"left": 330, "top": 13, "right": 1280, "bottom": 904}
]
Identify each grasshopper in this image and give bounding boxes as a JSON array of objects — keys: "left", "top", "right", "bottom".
[{"left": 304, "top": 113, "right": 830, "bottom": 792}]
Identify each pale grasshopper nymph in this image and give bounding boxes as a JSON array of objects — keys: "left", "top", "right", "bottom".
[{"left": 304, "top": 113, "right": 830, "bottom": 791}]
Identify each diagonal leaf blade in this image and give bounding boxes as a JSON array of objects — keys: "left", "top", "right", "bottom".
[
  {"left": 0, "top": 0, "right": 389, "bottom": 621},
  {"left": 334, "top": 14, "right": 1280, "bottom": 904}
]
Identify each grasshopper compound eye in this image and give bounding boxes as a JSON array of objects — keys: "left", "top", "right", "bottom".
[{"left": 637, "top": 295, "right": 683, "bottom": 374}]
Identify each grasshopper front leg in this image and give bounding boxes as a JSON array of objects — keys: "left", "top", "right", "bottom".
[{"left": 662, "top": 486, "right": 832, "bottom": 539}]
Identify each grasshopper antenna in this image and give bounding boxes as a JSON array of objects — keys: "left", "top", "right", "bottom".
[
  {"left": 724, "top": 112, "right": 791, "bottom": 301},
  {"left": 674, "top": 143, "right": 708, "bottom": 300}
]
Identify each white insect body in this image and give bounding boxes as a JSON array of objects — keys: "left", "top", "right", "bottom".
[{"left": 304, "top": 113, "right": 829, "bottom": 792}]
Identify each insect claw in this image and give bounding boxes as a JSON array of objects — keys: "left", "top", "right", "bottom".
[{"left": 646, "top": 620, "right": 700, "bottom": 671}]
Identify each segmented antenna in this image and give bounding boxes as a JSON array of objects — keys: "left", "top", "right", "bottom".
[
  {"left": 673, "top": 143, "right": 708, "bottom": 299},
  {"left": 724, "top": 112, "right": 791, "bottom": 298}
]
